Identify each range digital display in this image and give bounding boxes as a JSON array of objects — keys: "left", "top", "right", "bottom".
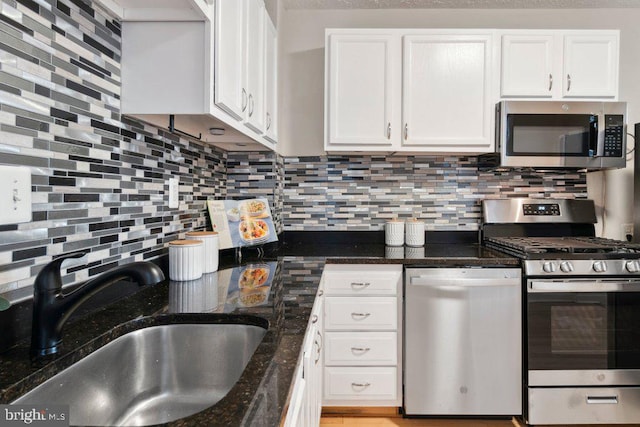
[{"left": 523, "top": 203, "right": 560, "bottom": 216}]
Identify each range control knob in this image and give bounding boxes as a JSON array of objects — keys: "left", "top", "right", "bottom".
[
  {"left": 592, "top": 261, "right": 608, "bottom": 273},
  {"left": 560, "top": 261, "right": 574, "bottom": 273},
  {"left": 542, "top": 262, "right": 557, "bottom": 273},
  {"left": 626, "top": 260, "right": 640, "bottom": 273}
]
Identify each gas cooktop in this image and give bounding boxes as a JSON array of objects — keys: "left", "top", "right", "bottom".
[{"left": 485, "top": 236, "right": 640, "bottom": 257}]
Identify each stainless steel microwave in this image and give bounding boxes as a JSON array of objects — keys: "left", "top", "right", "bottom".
[{"left": 479, "top": 101, "right": 627, "bottom": 170}]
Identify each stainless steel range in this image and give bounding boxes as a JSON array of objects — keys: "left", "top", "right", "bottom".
[{"left": 482, "top": 198, "right": 640, "bottom": 425}]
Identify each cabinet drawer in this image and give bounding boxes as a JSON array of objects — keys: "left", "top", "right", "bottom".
[
  {"left": 324, "top": 297, "right": 397, "bottom": 331},
  {"left": 323, "top": 264, "right": 401, "bottom": 296},
  {"left": 324, "top": 367, "right": 397, "bottom": 401},
  {"left": 325, "top": 332, "right": 397, "bottom": 366}
]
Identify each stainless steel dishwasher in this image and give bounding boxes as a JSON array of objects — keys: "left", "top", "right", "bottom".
[{"left": 404, "top": 267, "right": 522, "bottom": 416}]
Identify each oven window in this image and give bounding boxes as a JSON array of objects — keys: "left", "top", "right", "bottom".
[
  {"left": 550, "top": 305, "right": 607, "bottom": 355},
  {"left": 506, "top": 114, "right": 596, "bottom": 156},
  {"left": 528, "top": 292, "right": 640, "bottom": 370}
]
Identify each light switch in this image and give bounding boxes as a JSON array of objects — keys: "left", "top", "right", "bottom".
[
  {"left": 168, "top": 177, "right": 179, "bottom": 209},
  {"left": 0, "top": 165, "right": 32, "bottom": 225}
]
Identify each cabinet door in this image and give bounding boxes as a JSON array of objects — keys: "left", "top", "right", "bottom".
[
  {"left": 501, "top": 34, "right": 555, "bottom": 98},
  {"left": 263, "top": 12, "right": 278, "bottom": 144},
  {"left": 283, "top": 364, "right": 306, "bottom": 427},
  {"left": 563, "top": 33, "right": 618, "bottom": 98},
  {"left": 402, "top": 34, "right": 493, "bottom": 151},
  {"left": 244, "top": 0, "right": 266, "bottom": 133},
  {"left": 305, "top": 296, "right": 323, "bottom": 427},
  {"left": 214, "top": 0, "right": 246, "bottom": 120},
  {"left": 326, "top": 34, "right": 400, "bottom": 148}
]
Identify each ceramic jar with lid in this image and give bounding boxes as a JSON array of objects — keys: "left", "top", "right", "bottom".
[
  {"left": 405, "top": 219, "right": 425, "bottom": 247},
  {"left": 169, "top": 240, "right": 204, "bottom": 281},
  {"left": 185, "top": 231, "right": 219, "bottom": 273},
  {"left": 385, "top": 220, "right": 405, "bottom": 246}
]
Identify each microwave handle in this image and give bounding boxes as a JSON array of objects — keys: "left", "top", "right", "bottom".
[{"left": 589, "top": 116, "right": 601, "bottom": 158}]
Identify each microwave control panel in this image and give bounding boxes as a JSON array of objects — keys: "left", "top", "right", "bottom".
[{"left": 603, "top": 115, "right": 624, "bottom": 157}]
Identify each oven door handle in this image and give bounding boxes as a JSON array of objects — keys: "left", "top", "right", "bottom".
[
  {"left": 586, "top": 395, "right": 619, "bottom": 405},
  {"left": 529, "top": 280, "right": 640, "bottom": 293}
]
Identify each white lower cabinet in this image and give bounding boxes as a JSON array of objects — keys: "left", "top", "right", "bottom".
[
  {"left": 284, "top": 286, "right": 323, "bottom": 427},
  {"left": 322, "top": 264, "right": 403, "bottom": 407},
  {"left": 324, "top": 367, "right": 398, "bottom": 402},
  {"left": 324, "top": 332, "right": 397, "bottom": 366}
]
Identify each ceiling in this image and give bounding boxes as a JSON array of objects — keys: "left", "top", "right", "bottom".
[{"left": 282, "top": 0, "right": 640, "bottom": 9}]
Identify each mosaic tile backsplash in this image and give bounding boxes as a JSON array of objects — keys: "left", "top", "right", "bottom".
[
  {"left": 283, "top": 155, "right": 587, "bottom": 231},
  {"left": 0, "top": 0, "right": 586, "bottom": 298}
]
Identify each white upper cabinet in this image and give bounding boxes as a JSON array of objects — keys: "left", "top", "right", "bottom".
[
  {"left": 214, "top": 0, "right": 269, "bottom": 135},
  {"left": 500, "top": 30, "right": 619, "bottom": 100},
  {"left": 563, "top": 33, "right": 619, "bottom": 98},
  {"left": 501, "top": 34, "right": 554, "bottom": 98},
  {"left": 120, "top": 0, "right": 278, "bottom": 151},
  {"left": 326, "top": 33, "right": 400, "bottom": 147},
  {"left": 244, "top": 0, "right": 266, "bottom": 134},
  {"left": 402, "top": 33, "right": 493, "bottom": 151},
  {"left": 214, "top": 0, "right": 246, "bottom": 120},
  {"left": 264, "top": 14, "right": 278, "bottom": 145},
  {"left": 325, "top": 29, "right": 493, "bottom": 153}
]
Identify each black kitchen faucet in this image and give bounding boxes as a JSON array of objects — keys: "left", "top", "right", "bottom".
[{"left": 30, "top": 251, "right": 164, "bottom": 357}]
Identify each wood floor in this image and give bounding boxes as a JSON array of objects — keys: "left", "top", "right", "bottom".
[
  {"left": 320, "top": 416, "right": 517, "bottom": 426},
  {"left": 320, "top": 409, "right": 627, "bottom": 426},
  {"left": 320, "top": 408, "right": 520, "bottom": 427}
]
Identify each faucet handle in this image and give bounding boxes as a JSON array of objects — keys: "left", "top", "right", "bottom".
[{"left": 34, "top": 251, "right": 87, "bottom": 292}]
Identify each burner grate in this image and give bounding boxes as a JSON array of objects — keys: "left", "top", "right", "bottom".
[{"left": 485, "top": 236, "right": 640, "bottom": 257}]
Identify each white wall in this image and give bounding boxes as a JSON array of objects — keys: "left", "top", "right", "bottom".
[{"left": 278, "top": 7, "right": 640, "bottom": 239}]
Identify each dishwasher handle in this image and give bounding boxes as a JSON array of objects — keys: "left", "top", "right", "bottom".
[{"left": 409, "top": 276, "right": 519, "bottom": 287}]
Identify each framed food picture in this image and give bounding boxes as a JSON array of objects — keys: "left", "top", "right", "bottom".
[{"left": 207, "top": 198, "right": 278, "bottom": 249}]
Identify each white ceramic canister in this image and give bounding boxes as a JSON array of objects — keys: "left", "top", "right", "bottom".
[
  {"left": 405, "top": 219, "right": 425, "bottom": 247},
  {"left": 186, "top": 231, "right": 219, "bottom": 273},
  {"left": 169, "top": 239, "right": 204, "bottom": 281},
  {"left": 385, "top": 220, "right": 405, "bottom": 246}
]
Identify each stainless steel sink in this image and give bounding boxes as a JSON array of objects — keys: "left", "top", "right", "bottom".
[{"left": 14, "top": 323, "right": 266, "bottom": 426}]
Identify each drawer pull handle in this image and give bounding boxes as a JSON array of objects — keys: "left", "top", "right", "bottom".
[
  {"left": 586, "top": 395, "right": 618, "bottom": 404},
  {"left": 351, "top": 282, "right": 371, "bottom": 288},
  {"left": 352, "top": 382, "right": 371, "bottom": 388},
  {"left": 351, "top": 312, "right": 371, "bottom": 319},
  {"left": 351, "top": 347, "right": 370, "bottom": 353}
]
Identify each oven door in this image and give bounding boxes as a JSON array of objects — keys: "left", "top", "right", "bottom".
[{"left": 527, "top": 279, "right": 640, "bottom": 386}]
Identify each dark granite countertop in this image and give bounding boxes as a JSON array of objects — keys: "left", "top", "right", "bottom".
[{"left": 0, "top": 232, "right": 518, "bottom": 426}]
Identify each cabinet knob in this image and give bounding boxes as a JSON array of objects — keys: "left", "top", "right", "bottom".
[{"left": 548, "top": 74, "right": 553, "bottom": 91}]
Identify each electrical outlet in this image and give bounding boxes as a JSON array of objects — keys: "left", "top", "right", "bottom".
[
  {"left": 0, "top": 165, "right": 31, "bottom": 225},
  {"left": 623, "top": 223, "right": 633, "bottom": 241},
  {"left": 168, "top": 177, "right": 179, "bottom": 209}
]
